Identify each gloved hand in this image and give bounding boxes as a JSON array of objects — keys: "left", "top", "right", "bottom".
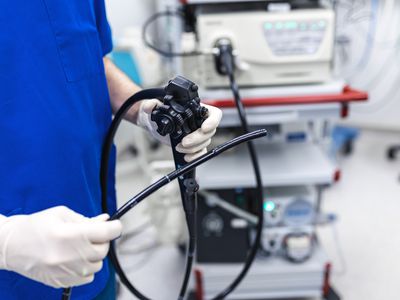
[
  {"left": 137, "top": 100, "right": 223, "bottom": 162},
  {"left": 0, "top": 206, "right": 122, "bottom": 288}
]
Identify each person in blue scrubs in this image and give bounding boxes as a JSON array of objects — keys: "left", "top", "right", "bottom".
[{"left": 0, "top": 1, "right": 222, "bottom": 299}]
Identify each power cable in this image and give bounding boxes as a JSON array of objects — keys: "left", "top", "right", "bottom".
[
  {"left": 210, "top": 40, "right": 265, "bottom": 300},
  {"left": 142, "top": 10, "right": 202, "bottom": 58}
]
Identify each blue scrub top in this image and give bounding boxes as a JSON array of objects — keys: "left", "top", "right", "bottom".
[{"left": 0, "top": 0, "right": 117, "bottom": 299}]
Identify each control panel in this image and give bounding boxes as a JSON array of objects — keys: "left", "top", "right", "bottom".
[
  {"left": 263, "top": 20, "right": 328, "bottom": 56},
  {"left": 190, "top": 8, "right": 335, "bottom": 87}
]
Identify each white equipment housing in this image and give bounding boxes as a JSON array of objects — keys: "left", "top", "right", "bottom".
[
  {"left": 192, "top": 8, "right": 335, "bottom": 88},
  {"left": 263, "top": 186, "right": 316, "bottom": 227},
  {"left": 196, "top": 245, "right": 329, "bottom": 299}
]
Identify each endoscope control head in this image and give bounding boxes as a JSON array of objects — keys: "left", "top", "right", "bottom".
[{"left": 151, "top": 76, "right": 209, "bottom": 140}]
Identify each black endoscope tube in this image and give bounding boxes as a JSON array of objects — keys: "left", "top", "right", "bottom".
[
  {"left": 62, "top": 89, "right": 166, "bottom": 300},
  {"left": 102, "top": 89, "right": 166, "bottom": 300},
  {"left": 98, "top": 87, "right": 266, "bottom": 300},
  {"left": 106, "top": 131, "right": 267, "bottom": 300},
  {"left": 63, "top": 86, "right": 267, "bottom": 300},
  {"left": 101, "top": 86, "right": 266, "bottom": 300},
  {"left": 169, "top": 140, "right": 197, "bottom": 300},
  {"left": 209, "top": 43, "right": 265, "bottom": 300},
  {"left": 112, "top": 129, "right": 267, "bottom": 220}
]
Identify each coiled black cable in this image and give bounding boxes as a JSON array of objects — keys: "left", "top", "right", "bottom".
[
  {"left": 101, "top": 89, "right": 165, "bottom": 300},
  {"left": 101, "top": 83, "right": 265, "bottom": 300},
  {"left": 178, "top": 212, "right": 196, "bottom": 300},
  {"left": 98, "top": 87, "right": 266, "bottom": 300},
  {"left": 62, "top": 116, "right": 266, "bottom": 300},
  {"left": 103, "top": 126, "right": 266, "bottom": 300},
  {"left": 210, "top": 43, "right": 264, "bottom": 300},
  {"left": 62, "top": 89, "right": 165, "bottom": 300},
  {"left": 62, "top": 78, "right": 266, "bottom": 300},
  {"left": 142, "top": 10, "right": 202, "bottom": 58}
]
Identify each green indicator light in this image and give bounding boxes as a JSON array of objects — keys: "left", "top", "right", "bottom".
[
  {"left": 264, "top": 23, "right": 273, "bottom": 30},
  {"left": 276, "top": 22, "right": 283, "bottom": 30},
  {"left": 264, "top": 201, "right": 276, "bottom": 212},
  {"left": 285, "top": 21, "right": 298, "bottom": 29},
  {"left": 319, "top": 20, "right": 326, "bottom": 28}
]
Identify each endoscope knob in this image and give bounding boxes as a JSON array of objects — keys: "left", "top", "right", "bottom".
[
  {"left": 190, "top": 84, "right": 199, "bottom": 92},
  {"left": 151, "top": 109, "right": 175, "bottom": 136},
  {"left": 158, "top": 117, "right": 174, "bottom": 136},
  {"left": 199, "top": 106, "right": 208, "bottom": 118}
]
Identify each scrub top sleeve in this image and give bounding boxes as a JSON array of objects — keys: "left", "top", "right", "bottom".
[{"left": 94, "top": 0, "right": 113, "bottom": 56}]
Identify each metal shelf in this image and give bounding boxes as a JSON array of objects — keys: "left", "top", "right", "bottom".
[
  {"left": 197, "top": 142, "right": 337, "bottom": 189},
  {"left": 215, "top": 102, "right": 342, "bottom": 127},
  {"left": 200, "top": 81, "right": 367, "bottom": 126},
  {"left": 201, "top": 80, "right": 346, "bottom": 102},
  {"left": 196, "top": 245, "right": 329, "bottom": 300},
  {"left": 203, "top": 86, "right": 367, "bottom": 107}
]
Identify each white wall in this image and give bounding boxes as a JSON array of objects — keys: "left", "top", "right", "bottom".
[
  {"left": 336, "top": 0, "right": 400, "bottom": 131},
  {"left": 105, "top": 0, "right": 157, "bottom": 39}
]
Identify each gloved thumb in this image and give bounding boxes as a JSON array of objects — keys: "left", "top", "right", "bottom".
[
  {"left": 84, "top": 220, "right": 123, "bottom": 243},
  {"left": 141, "top": 99, "right": 162, "bottom": 114}
]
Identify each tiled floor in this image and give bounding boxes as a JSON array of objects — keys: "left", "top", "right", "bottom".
[
  {"left": 318, "top": 129, "right": 400, "bottom": 300},
  {"left": 115, "top": 129, "right": 400, "bottom": 300}
]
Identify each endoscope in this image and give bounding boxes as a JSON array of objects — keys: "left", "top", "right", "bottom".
[{"left": 62, "top": 76, "right": 267, "bottom": 300}]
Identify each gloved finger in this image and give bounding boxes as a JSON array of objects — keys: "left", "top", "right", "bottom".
[
  {"left": 88, "top": 243, "right": 110, "bottom": 262},
  {"left": 47, "top": 269, "right": 91, "bottom": 288},
  {"left": 81, "top": 261, "right": 103, "bottom": 277},
  {"left": 200, "top": 104, "right": 222, "bottom": 133},
  {"left": 141, "top": 99, "right": 162, "bottom": 114},
  {"left": 51, "top": 206, "right": 88, "bottom": 223},
  {"left": 84, "top": 220, "right": 122, "bottom": 244},
  {"left": 184, "top": 148, "right": 208, "bottom": 163},
  {"left": 91, "top": 214, "right": 110, "bottom": 222},
  {"left": 176, "top": 139, "right": 211, "bottom": 154},
  {"left": 181, "top": 129, "right": 216, "bottom": 148},
  {"left": 74, "top": 275, "right": 95, "bottom": 287},
  {"left": 49, "top": 278, "right": 67, "bottom": 289}
]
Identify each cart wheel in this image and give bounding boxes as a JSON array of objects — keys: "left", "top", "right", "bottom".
[
  {"left": 342, "top": 140, "right": 353, "bottom": 156},
  {"left": 324, "top": 286, "right": 341, "bottom": 300},
  {"left": 187, "top": 291, "right": 196, "bottom": 300},
  {"left": 387, "top": 147, "right": 398, "bottom": 160}
]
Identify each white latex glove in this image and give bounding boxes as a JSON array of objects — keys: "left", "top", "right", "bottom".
[
  {"left": 137, "top": 100, "right": 223, "bottom": 162},
  {"left": 0, "top": 206, "right": 122, "bottom": 288}
]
